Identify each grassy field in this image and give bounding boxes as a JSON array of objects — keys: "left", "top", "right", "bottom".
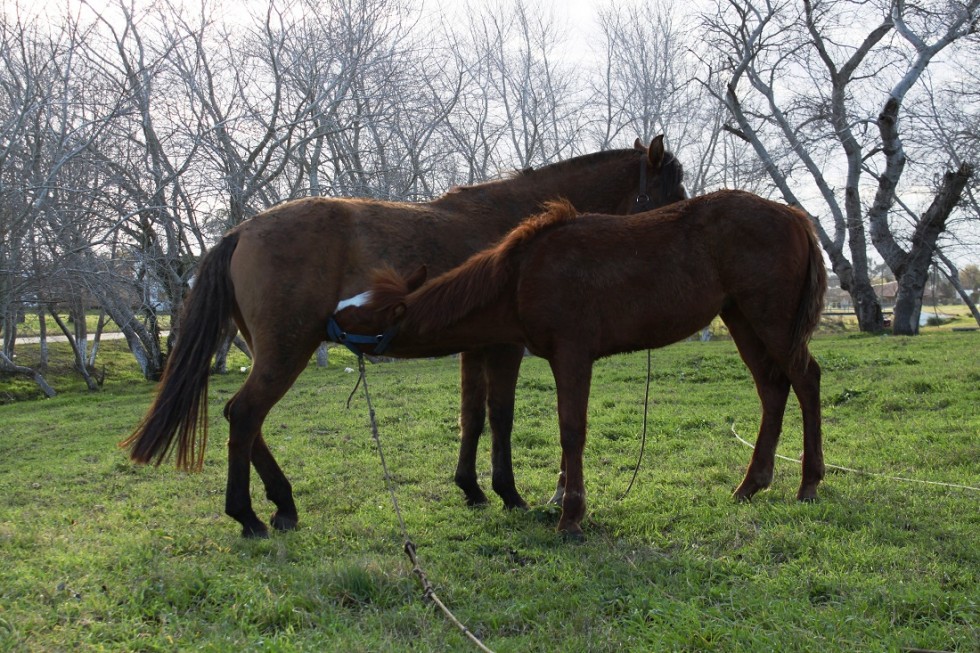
[{"left": 0, "top": 331, "right": 978, "bottom": 651}]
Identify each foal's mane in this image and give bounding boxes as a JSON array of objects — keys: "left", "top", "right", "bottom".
[{"left": 368, "top": 199, "right": 579, "bottom": 335}]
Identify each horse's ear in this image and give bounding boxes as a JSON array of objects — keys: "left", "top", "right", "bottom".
[
  {"left": 633, "top": 137, "right": 645, "bottom": 152},
  {"left": 405, "top": 264, "right": 427, "bottom": 292},
  {"left": 647, "top": 135, "right": 665, "bottom": 170}
]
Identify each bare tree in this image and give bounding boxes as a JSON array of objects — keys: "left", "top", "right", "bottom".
[
  {"left": 702, "top": 0, "right": 978, "bottom": 333},
  {"left": 591, "top": 1, "right": 767, "bottom": 195},
  {"left": 456, "top": 0, "right": 583, "bottom": 171}
]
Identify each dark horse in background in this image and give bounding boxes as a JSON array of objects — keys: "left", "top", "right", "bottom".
[
  {"left": 123, "top": 137, "right": 688, "bottom": 538},
  {"left": 334, "top": 191, "right": 828, "bottom": 538}
]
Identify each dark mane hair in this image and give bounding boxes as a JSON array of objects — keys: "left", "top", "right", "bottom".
[{"left": 517, "top": 149, "right": 635, "bottom": 177}]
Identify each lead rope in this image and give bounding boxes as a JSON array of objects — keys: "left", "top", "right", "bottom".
[
  {"left": 729, "top": 421, "right": 980, "bottom": 493},
  {"left": 619, "top": 349, "right": 652, "bottom": 500},
  {"left": 354, "top": 356, "right": 496, "bottom": 653}
]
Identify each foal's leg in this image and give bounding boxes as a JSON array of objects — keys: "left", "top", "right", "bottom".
[
  {"left": 549, "top": 452, "right": 567, "bottom": 505},
  {"left": 548, "top": 352, "right": 593, "bottom": 539},
  {"left": 455, "top": 350, "right": 490, "bottom": 506},
  {"left": 223, "top": 342, "right": 315, "bottom": 537},
  {"left": 485, "top": 344, "right": 528, "bottom": 509},
  {"left": 789, "top": 352, "right": 824, "bottom": 501},
  {"left": 724, "top": 309, "right": 792, "bottom": 501}
]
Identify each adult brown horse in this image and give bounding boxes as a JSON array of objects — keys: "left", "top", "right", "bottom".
[
  {"left": 333, "top": 190, "right": 827, "bottom": 538},
  {"left": 122, "top": 137, "right": 687, "bottom": 538}
]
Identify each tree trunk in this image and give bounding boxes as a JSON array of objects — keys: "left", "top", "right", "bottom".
[
  {"left": 890, "top": 163, "right": 973, "bottom": 336},
  {"left": 50, "top": 309, "right": 99, "bottom": 391},
  {"left": 852, "top": 283, "right": 885, "bottom": 333},
  {"left": 937, "top": 252, "right": 980, "bottom": 328},
  {"left": 892, "top": 270, "right": 927, "bottom": 335},
  {"left": 37, "top": 309, "right": 48, "bottom": 371},
  {"left": 0, "top": 351, "right": 57, "bottom": 398},
  {"left": 211, "top": 332, "right": 234, "bottom": 375},
  {"left": 832, "top": 259, "right": 885, "bottom": 333},
  {"left": 316, "top": 343, "right": 329, "bottom": 367}
]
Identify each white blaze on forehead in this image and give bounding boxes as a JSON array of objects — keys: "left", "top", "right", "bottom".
[{"left": 336, "top": 291, "right": 372, "bottom": 311}]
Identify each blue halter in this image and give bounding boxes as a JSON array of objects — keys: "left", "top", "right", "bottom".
[{"left": 326, "top": 316, "right": 398, "bottom": 357}]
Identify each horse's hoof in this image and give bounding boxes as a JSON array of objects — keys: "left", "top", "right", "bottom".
[
  {"left": 241, "top": 525, "right": 270, "bottom": 539},
  {"left": 271, "top": 512, "right": 299, "bottom": 532},
  {"left": 502, "top": 494, "right": 529, "bottom": 511},
  {"left": 461, "top": 487, "right": 490, "bottom": 507}
]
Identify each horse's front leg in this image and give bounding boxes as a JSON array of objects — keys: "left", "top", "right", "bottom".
[
  {"left": 485, "top": 344, "right": 528, "bottom": 509},
  {"left": 455, "top": 350, "right": 490, "bottom": 506},
  {"left": 549, "top": 353, "right": 594, "bottom": 539}
]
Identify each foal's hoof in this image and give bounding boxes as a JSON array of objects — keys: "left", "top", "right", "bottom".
[
  {"left": 733, "top": 477, "right": 769, "bottom": 502},
  {"left": 732, "top": 489, "right": 753, "bottom": 504},
  {"left": 271, "top": 511, "right": 299, "bottom": 532}
]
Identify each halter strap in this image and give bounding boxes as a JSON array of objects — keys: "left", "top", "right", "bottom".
[
  {"left": 326, "top": 316, "right": 398, "bottom": 357},
  {"left": 633, "top": 152, "right": 653, "bottom": 213}
]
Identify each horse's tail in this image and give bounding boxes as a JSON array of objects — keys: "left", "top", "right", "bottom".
[
  {"left": 790, "top": 212, "right": 827, "bottom": 371},
  {"left": 407, "top": 199, "right": 578, "bottom": 336},
  {"left": 120, "top": 232, "right": 240, "bottom": 471}
]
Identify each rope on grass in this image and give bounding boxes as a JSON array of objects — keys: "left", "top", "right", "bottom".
[
  {"left": 618, "top": 349, "right": 652, "bottom": 500},
  {"left": 355, "top": 355, "right": 496, "bottom": 653},
  {"left": 729, "top": 422, "right": 980, "bottom": 493}
]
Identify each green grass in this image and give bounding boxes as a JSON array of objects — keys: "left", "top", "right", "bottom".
[{"left": 0, "top": 333, "right": 978, "bottom": 651}]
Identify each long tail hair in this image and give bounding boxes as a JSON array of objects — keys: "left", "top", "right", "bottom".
[
  {"left": 119, "top": 233, "right": 240, "bottom": 470},
  {"left": 790, "top": 211, "right": 828, "bottom": 371},
  {"left": 395, "top": 200, "right": 577, "bottom": 336}
]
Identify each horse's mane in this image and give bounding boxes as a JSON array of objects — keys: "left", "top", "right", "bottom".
[
  {"left": 518, "top": 149, "right": 634, "bottom": 177},
  {"left": 368, "top": 199, "right": 579, "bottom": 335},
  {"left": 449, "top": 149, "right": 638, "bottom": 193}
]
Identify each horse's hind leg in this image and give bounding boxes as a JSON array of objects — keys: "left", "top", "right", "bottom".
[
  {"left": 789, "top": 352, "right": 823, "bottom": 501},
  {"left": 251, "top": 435, "right": 298, "bottom": 531},
  {"left": 223, "top": 344, "right": 315, "bottom": 537},
  {"left": 724, "top": 309, "right": 792, "bottom": 501}
]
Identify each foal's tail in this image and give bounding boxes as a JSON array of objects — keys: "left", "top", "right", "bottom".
[
  {"left": 119, "top": 232, "right": 240, "bottom": 471},
  {"left": 790, "top": 213, "right": 828, "bottom": 371}
]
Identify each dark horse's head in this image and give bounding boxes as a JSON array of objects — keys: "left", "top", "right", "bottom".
[{"left": 629, "top": 135, "right": 687, "bottom": 213}]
